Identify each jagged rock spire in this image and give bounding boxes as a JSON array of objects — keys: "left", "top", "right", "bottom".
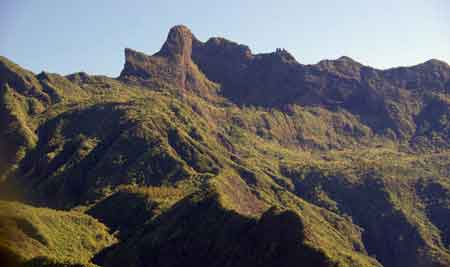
[
  {"left": 119, "top": 25, "right": 217, "bottom": 99},
  {"left": 156, "top": 25, "right": 198, "bottom": 64}
]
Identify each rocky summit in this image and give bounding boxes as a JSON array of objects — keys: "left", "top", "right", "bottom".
[{"left": 0, "top": 25, "right": 450, "bottom": 267}]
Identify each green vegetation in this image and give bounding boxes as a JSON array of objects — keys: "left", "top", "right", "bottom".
[
  {"left": 0, "top": 201, "right": 116, "bottom": 267},
  {"left": 0, "top": 26, "right": 449, "bottom": 267}
]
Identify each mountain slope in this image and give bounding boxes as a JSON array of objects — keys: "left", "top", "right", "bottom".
[
  {"left": 191, "top": 32, "right": 450, "bottom": 145},
  {"left": 0, "top": 25, "right": 450, "bottom": 267},
  {"left": 98, "top": 188, "right": 380, "bottom": 267},
  {"left": 0, "top": 200, "right": 116, "bottom": 267}
]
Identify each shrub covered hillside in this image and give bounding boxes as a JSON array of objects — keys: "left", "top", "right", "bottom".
[
  {"left": 0, "top": 201, "right": 116, "bottom": 267},
  {"left": 1, "top": 25, "right": 450, "bottom": 267}
]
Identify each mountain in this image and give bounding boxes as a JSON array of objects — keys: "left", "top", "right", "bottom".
[{"left": 0, "top": 25, "right": 449, "bottom": 267}]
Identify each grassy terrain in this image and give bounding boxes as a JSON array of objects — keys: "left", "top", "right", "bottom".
[{"left": 0, "top": 200, "right": 116, "bottom": 267}]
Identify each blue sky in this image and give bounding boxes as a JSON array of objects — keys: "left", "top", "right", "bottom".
[{"left": 1, "top": 0, "right": 449, "bottom": 76}]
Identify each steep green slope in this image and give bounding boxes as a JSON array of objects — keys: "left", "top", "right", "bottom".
[
  {"left": 97, "top": 182, "right": 380, "bottom": 267},
  {"left": 0, "top": 200, "right": 116, "bottom": 267},
  {"left": 279, "top": 149, "right": 450, "bottom": 267}
]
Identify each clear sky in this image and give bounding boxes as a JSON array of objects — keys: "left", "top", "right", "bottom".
[{"left": 1, "top": 0, "right": 449, "bottom": 77}]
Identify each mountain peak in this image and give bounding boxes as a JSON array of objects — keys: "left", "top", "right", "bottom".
[
  {"left": 119, "top": 26, "right": 218, "bottom": 98},
  {"left": 317, "top": 56, "right": 362, "bottom": 67},
  {"left": 315, "top": 56, "right": 363, "bottom": 80},
  {"left": 273, "top": 48, "right": 297, "bottom": 63},
  {"left": 156, "top": 25, "right": 197, "bottom": 63},
  {"left": 421, "top": 58, "right": 449, "bottom": 69},
  {"left": 336, "top": 56, "right": 360, "bottom": 64}
]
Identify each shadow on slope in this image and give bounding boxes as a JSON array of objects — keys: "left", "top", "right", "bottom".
[{"left": 97, "top": 192, "right": 340, "bottom": 267}]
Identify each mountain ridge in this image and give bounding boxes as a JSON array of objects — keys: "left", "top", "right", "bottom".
[
  {"left": 1, "top": 25, "right": 450, "bottom": 267},
  {"left": 118, "top": 25, "right": 450, "bottom": 148}
]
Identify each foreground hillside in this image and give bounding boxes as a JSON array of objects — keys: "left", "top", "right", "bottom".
[
  {"left": 0, "top": 201, "right": 116, "bottom": 267},
  {"left": 0, "top": 26, "right": 449, "bottom": 267}
]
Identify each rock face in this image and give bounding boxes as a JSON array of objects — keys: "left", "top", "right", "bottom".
[
  {"left": 157, "top": 25, "right": 195, "bottom": 64},
  {"left": 191, "top": 37, "right": 448, "bottom": 140},
  {"left": 119, "top": 25, "right": 218, "bottom": 98}
]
